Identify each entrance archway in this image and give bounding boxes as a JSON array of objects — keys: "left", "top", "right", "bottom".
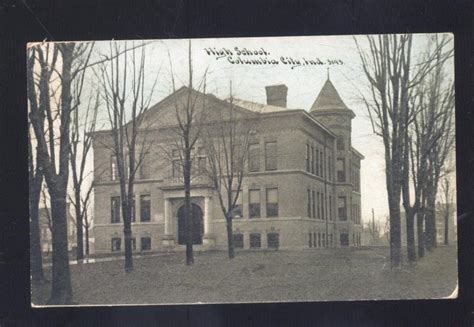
[{"left": 177, "top": 203, "right": 204, "bottom": 245}]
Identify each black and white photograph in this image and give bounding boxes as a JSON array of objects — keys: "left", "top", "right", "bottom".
[{"left": 27, "top": 34, "right": 457, "bottom": 306}]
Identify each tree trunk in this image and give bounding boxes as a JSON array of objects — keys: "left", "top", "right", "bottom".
[
  {"left": 425, "top": 190, "right": 437, "bottom": 251},
  {"left": 417, "top": 209, "right": 425, "bottom": 258},
  {"left": 48, "top": 189, "right": 73, "bottom": 304},
  {"left": 406, "top": 209, "right": 416, "bottom": 262},
  {"left": 74, "top": 190, "right": 84, "bottom": 260},
  {"left": 388, "top": 183, "right": 402, "bottom": 268},
  {"left": 184, "top": 186, "right": 194, "bottom": 266},
  {"left": 184, "top": 151, "right": 194, "bottom": 265},
  {"left": 30, "top": 176, "right": 45, "bottom": 282},
  {"left": 85, "top": 225, "right": 90, "bottom": 256},
  {"left": 225, "top": 214, "right": 235, "bottom": 259},
  {"left": 123, "top": 198, "right": 134, "bottom": 272},
  {"left": 444, "top": 206, "right": 449, "bottom": 245}
]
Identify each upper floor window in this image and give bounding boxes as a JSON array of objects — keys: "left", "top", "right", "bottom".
[
  {"left": 139, "top": 152, "right": 150, "bottom": 179},
  {"left": 130, "top": 195, "right": 136, "bottom": 222},
  {"left": 140, "top": 194, "right": 151, "bottom": 222},
  {"left": 337, "top": 136, "right": 345, "bottom": 150},
  {"left": 265, "top": 141, "right": 277, "bottom": 170},
  {"left": 329, "top": 195, "right": 333, "bottom": 221},
  {"left": 249, "top": 189, "right": 261, "bottom": 218},
  {"left": 111, "top": 155, "right": 118, "bottom": 181},
  {"left": 306, "top": 144, "right": 310, "bottom": 172},
  {"left": 307, "top": 189, "right": 311, "bottom": 218},
  {"left": 320, "top": 150, "right": 324, "bottom": 178},
  {"left": 337, "top": 158, "right": 346, "bottom": 182},
  {"left": 197, "top": 157, "right": 207, "bottom": 175},
  {"left": 338, "top": 196, "right": 347, "bottom": 221},
  {"left": 266, "top": 188, "right": 279, "bottom": 217},
  {"left": 310, "top": 146, "right": 315, "bottom": 174},
  {"left": 172, "top": 159, "right": 181, "bottom": 178},
  {"left": 232, "top": 190, "right": 243, "bottom": 218},
  {"left": 111, "top": 196, "right": 121, "bottom": 223},
  {"left": 248, "top": 143, "right": 260, "bottom": 172},
  {"left": 315, "top": 148, "right": 319, "bottom": 176}
]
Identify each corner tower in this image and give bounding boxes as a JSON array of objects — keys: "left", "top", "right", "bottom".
[
  {"left": 309, "top": 75, "right": 355, "bottom": 150},
  {"left": 310, "top": 74, "right": 362, "bottom": 247}
]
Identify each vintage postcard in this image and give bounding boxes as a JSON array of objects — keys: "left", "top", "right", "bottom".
[{"left": 28, "top": 34, "right": 457, "bottom": 306}]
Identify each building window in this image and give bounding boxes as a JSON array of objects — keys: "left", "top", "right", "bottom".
[
  {"left": 249, "top": 189, "right": 261, "bottom": 218},
  {"left": 329, "top": 234, "right": 333, "bottom": 246},
  {"left": 354, "top": 168, "right": 360, "bottom": 192},
  {"left": 340, "top": 233, "right": 349, "bottom": 246},
  {"left": 140, "top": 194, "right": 151, "bottom": 222},
  {"left": 111, "top": 155, "right": 118, "bottom": 181},
  {"left": 309, "top": 232, "right": 312, "bottom": 248},
  {"left": 312, "top": 190, "right": 316, "bottom": 219},
  {"left": 197, "top": 157, "right": 207, "bottom": 175},
  {"left": 265, "top": 141, "right": 277, "bottom": 170},
  {"left": 141, "top": 237, "right": 151, "bottom": 251},
  {"left": 329, "top": 195, "right": 333, "bottom": 221},
  {"left": 131, "top": 237, "right": 136, "bottom": 251},
  {"left": 311, "top": 146, "right": 315, "bottom": 174},
  {"left": 232, "top": 190, "right": 243, "bottom": 218},
  {"left": 320, "top": 150, "right": 324, "bottom": 178},
  {"left": 266, "top": 188, "right": 279, "bottom": 217},
  {"left": 322, "top": 233, "right": 326, "bottom": 247},
  {"left": 267, "top": 233, "right": 279, "bottom": 249},
  {"left": 317, "top": 192, "right": 321, "bottom": 219},
  {"left": 338, "top": 196, "right": 347, "bottom": 221},
  {"left": 307, "top": 189, "right": 311, "bottom": 218},
  {"left": 172, "top": 159, "right": 181, "bottom": 178},
  {"left": 248, "top": 143, "right": 260, "bottom": 172},
  {"left": 139, "top": 152, "right": 150, "bottom": 179},
  {"left": 328, "top": 155, "right": 332, "bottom": 181},
  {"left": 315, "top": 148, "right": 319, "bottom": 176},
  {"left": 318, "top": 232, "right": 321, "bottom": 248},
  {"left": 233, "top": 234, "right": 244, "bottom": 248},
  {"left": 130, "top": 195, "right": 136, "bottom": 222},
  {"left": 337, "top": 158, "right": 346, "bottom": 182},
  {"left": 313, "top": 232, "right": 317, "bottom": 248},
  {"left": 337, "top": 136, "right": 345, "bottom": 150},
  {"left": 111, "top": 237, "right": 121, "bottom": 251},
  {"left": 249, "top": 233, "right": 261, "bottom": 248},
  {"left": 111, "top": 196, "right": 121, "bottom": 223},
  {"left": 306, "top": 144, "right": 310, "bottom": 172}
]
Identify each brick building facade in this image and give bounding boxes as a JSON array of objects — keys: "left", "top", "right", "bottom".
[{"left": 92, "top": 77, "right": 363, "bottom": 253}]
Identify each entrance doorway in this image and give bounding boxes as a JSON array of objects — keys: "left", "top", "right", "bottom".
[{"left": 177, "top": 203, "right": 204, "bottom": 245}]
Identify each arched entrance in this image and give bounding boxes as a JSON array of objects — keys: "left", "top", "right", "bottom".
[{"left": 177, "top": 203, "right": 204, "bottom": 245}]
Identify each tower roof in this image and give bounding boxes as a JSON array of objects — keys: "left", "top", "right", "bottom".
[{"left": 310, "top": 78, "right": 348, "bottom": 111}]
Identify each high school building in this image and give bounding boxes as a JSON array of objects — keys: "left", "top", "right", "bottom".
[{"left": 92, "top": 77, "right": 363, "bottom": 253}]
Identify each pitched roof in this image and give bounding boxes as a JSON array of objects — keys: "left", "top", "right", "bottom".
[
  {"left": 230, "top": 98, "right": 290, "bottom": 114},
  {"left": 310, "top": 78, "right": 348, "bottom": 111}
]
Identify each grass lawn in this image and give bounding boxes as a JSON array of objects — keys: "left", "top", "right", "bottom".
[{"left": 31, "top": 245, "right": 458, "bottom": 305}]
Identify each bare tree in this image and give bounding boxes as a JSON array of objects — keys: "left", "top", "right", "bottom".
[
  {"left": 167, "top": 40, "right": 208, "bottom": 265},
  {"left": 440, "top": 176, "right": 454, "bottom": 245},
  {"left": 69, "top": 89, "right": 99, "bottom": 260},
  {"left": 354, "top": 34, "right": 451, "bottom": 267},
  {"left": 29, "top": 126, "right": 45, "bottom": 283},
  {"left": 203, "top": 82, "right": 257, "bottom": 259},
  {"left": 97, "top": 41, "right": 157, "bottom": 272},
  {"left": 28, "top": 42, "right": 94, "bottom": 304}
]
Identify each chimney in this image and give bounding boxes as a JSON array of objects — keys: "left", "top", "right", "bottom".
[{"left": 265, "top": 84, "right": 288, "bottom": 107}]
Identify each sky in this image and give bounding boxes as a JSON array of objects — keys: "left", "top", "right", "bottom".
[{"left": 82, "top": 34, "right": 455, "bottom": 224}]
